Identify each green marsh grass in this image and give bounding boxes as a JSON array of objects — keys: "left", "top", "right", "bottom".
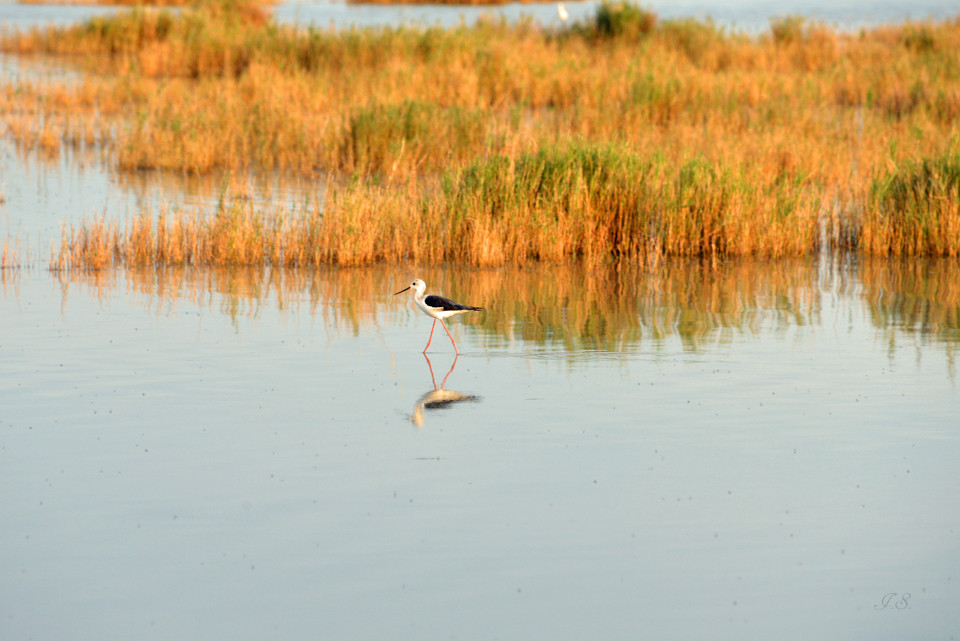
[{"left": 859, "top": 151, "right": 960, "bottom": 256}]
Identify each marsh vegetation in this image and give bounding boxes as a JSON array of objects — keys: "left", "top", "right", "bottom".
[{"left": 1, "top": 0, "right": 959, "bottom": 268}]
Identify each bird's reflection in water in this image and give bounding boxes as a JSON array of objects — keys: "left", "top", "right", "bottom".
[{"left": 410, "top": 354, "right": 481, "bottom": 427}]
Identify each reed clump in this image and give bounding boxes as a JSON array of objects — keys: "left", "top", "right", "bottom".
[
  {"left": 339, "top": 100, "right": 490, "bottom": 176},
  {"left": 2, "top": 0, "right": 269, "bottom": 75},
  {"left": 50, "top": 142, "right": 824, "bottom": 269},
  {"left": 589, "top": 2, "right": 657, "bottom": 41},
  {"left": 857, "top": 151, "right": 960, "bottom": 257},
  {"left": 0, "top": 76, "right": 120, "bottom": 157},
  {"left": 440, "top": 144, "right": 820, "bottom": 262},
  {"left": 49, "top": 218, "right": 118, "bottom": 272}
]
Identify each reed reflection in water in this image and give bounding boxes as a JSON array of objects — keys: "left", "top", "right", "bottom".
[{"left": 43, "top": 257, "right": 960, "bottom": 360}]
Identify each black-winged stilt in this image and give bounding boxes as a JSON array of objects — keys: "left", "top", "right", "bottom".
[{"left": 394, "top": 279, "right": 484, "bottom": 354}]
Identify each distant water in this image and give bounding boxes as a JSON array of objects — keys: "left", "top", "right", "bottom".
[
  {"left": 0, "top": 0, "right": 955, "bottom": 33},
  {"left": 274, "top": 0, "right": 958, "bottom": 32}
]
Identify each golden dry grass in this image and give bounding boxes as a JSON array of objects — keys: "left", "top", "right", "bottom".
[
  {"left": 2, "top": 1, "right": 960, "bottom": 265},
  {"left": 45, "top": 142, "right": 826, "bottom": 270}
]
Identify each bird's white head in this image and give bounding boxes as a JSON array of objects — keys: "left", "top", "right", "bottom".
[{"left": 394, "top": 279, "right": 426, "bottom": 298}]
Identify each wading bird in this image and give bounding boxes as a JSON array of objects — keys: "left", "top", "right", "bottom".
[
  {"left": 557, "top": 2, "right": 569, "bottom": 22},
  {"left": 394, "top": 279, "right": 484, "bottom": 354}
]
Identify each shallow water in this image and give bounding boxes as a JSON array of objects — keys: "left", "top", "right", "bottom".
[
  {"left": 2, "top": 259, "right": 959, "bottom": 641},
  {"left": 0, "top": 136, "right": 322, "bottom": 253}
]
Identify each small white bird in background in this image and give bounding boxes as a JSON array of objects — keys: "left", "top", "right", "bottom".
[
  {"left": 557, "top": 2, "right": 569, "bottom": 23},
  {"left": 394, "top": 279, "right": 484, "bottom": 354}
]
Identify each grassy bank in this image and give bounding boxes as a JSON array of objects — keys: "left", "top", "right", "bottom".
[{"left": 2, "top": 0, "right": 960, "bottom": 265}]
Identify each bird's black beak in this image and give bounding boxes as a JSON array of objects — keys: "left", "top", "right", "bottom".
[{"left": 394, "top": 286, "right": 411, "bottom": 295}]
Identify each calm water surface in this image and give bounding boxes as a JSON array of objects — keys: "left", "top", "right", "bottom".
[
  {"left": 1, "top": 5, "right": 959, "bottom": 640},
  {"left": 2, "top": 259, "right": 959, "bottom": 641}
]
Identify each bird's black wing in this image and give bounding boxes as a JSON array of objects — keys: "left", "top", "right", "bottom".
[{"left": 424, "top": 295, "right": 483, "bottom": 312}]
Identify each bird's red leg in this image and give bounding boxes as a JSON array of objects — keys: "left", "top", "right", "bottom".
[
  {"left": 439, "top": 318, "right": 459, "bottom": 354},
  {"left": 423, "top": 319, "right": 437, "bottom": 353}
]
